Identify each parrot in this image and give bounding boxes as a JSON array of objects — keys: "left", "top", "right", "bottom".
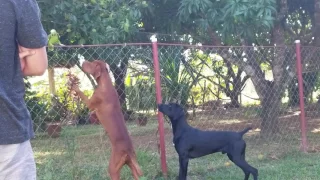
[{"left": 47, "top": 29, "right": 64, "bottom": 51}]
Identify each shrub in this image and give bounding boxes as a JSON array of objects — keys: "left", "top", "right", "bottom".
[{"left": 24, "top": 79, "right": 49, "bottom": 132}]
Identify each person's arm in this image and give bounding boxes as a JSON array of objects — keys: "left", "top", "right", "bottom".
[
  {"left": 15, "top": 0, "right": 48, "bottom": 76},
  {"left": 19, "top": 46, "right": 48, "bottom": 76}
]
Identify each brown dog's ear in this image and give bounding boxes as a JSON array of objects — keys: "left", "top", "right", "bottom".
[
  {"left": 93, "top": 65, "right": 101, "bottom": 79},
  {"left": 92, "top": 60, "right": 107, "bottom": 79}
]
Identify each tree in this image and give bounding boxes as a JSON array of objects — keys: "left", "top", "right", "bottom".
[
  {"left": 177, "top": 0, "right": 297, "bottom": 136},
  {"left": 200, "top": 54, "right": 249, "bottom": 108},
  {"left": 141, "top": 0, "right": 251, "bottom": 108},
  {"left": 38, "top": 0, "right": 148, "bottom": 115},
  {"left": 177, "top": 0, "right": 320, "bottom": 136}
]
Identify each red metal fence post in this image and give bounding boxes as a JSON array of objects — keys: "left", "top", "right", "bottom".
[
  {"left": 295, "top": 40, "right": 308, "bottom": 153},
  {"left": 151, "top": 36, "right": 168, "bottom": 177}
]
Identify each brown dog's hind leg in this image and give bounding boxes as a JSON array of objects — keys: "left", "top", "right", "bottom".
[
  {"left": 108, "top": 152, "right": 126, "bottom": 180},
  {"left": 127, "top": 156, "right": 143, "bottom": 180},
  {"left": 108, "top": 162, "right": 120, "bottom": 180},
  {"left": 128, "top": 163, "right": 139, "bottom": 180}
]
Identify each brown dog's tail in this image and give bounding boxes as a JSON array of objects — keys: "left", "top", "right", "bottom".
[
  {"left": 239, "top": 127, "right": 252, "bottom": 136},
  {"left": 127, "top": 153, "right": 143, "bottom": 180}
]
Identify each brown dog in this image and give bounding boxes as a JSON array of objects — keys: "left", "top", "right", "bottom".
[{"left": 70, "top": 60, "right": 142, "bottom": 180}]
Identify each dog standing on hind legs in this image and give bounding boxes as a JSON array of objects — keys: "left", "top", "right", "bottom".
[
  {"left": 158, "top": 103, "right": 258, "bottom": 180},
  {"left": 69, "top": 60, "right": 142, "bottom": 180}
]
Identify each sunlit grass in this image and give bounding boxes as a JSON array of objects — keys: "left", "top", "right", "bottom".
[{"left": 32, "top": 115, "right": 320, "bottom": 180}]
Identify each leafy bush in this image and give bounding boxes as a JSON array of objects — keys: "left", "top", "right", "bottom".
[
  {"left": 24, "top": 79, "right": 49, "bottom": 132},
  {"left": 52, "top": 73, "right": 93, "bottom": 125},
  {"left": 44, "top": 95, "right": 67, "bottom": 123},
  {"left": 25, "top": 72, "right": 95, "bottom": 130},
  {"left": 126, "top": 78, "right": 156, "bottom": 111}
]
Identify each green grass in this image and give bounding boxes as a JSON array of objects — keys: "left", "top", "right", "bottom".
[
  {"left": 31, "top": 122, "right": 320, "bottom": 180},
  {"left": 185, "top": 152, "right": 320, "bottom": 180}
]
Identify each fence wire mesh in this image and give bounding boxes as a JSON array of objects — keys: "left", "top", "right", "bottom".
[{"left": 25, "top": 43, "right": 320, "bottom": 179}]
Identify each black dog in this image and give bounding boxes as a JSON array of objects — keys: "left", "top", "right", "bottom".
[{"left": 158, "top": 103, "right": 258, "bottom": 180}]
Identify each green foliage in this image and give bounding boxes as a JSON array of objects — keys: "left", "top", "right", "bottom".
[
  {"left": 39, "top": 0, "right": 148, "bottom": 44},
  {"left": 186, "top": 50, "right": 223, "bottom": 99},
  {"left": 160, "top": 57, "right": 188, "bottom": 104},
  {"left": 52, "top": 72, "right": 93, "bottom": 123},
  {"left": 313, "top": 73, "right": 320, "bottom": 92},
  {"left": 25, "top": 72, "right": 93, "bottom": 126},
  {"left": 286, "top": 5, "right": 313, "bottom": 44},
  {"left": 24, "top": 78, "right": 49, "bottom": 132},
  {"left": 54, "top": 73, "right": 77, "bottom": 111},
  {"left": 159, "top": 47, "right": 205, "bottom": 106},
  {"left": 39, "top": 1, "right": 148, "bottom": 68},
  {"left": 38, "top": 1, "right": 151, "bottom": 109},
  {"left": 190, "top": 83, "right": 215, "bottom": 105},
  {"left": 178, "top": 0, "right": 276, "bottom": 44},
  {"left": 141, "top": 0, "right": 182, "bottom": 34},
  {"left": 126, "top": 76, "right": 156, "bottom": 111},
  {"left": 45, "top": 95, "right": 65, "bottom": 123}
]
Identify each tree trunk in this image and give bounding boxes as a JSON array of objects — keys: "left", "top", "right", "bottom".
[
  {"left": 112, "top": 66, "right": 127, "bottom": 111},
  {"left": 225, "top": 84, "right": 241, "bottom": 108},
  {"left": 110, "top": 55, "right": 133, "bottom": 121},
  {"left": 288, "top": 79, "right": 299, "bottom": 107},
  {"left": 259, "top": 0, "right": 288, "bottom": 136},
  {"left": 224, "top": 72, "right": 242, "bottom": 108},
  {"left": 230, "top": 74, "right": 243, "bottom": 108},
  {"left": 260, "top": 84, "right": 281, "bottom": 136},
  {"left": 229, "top": 92, "right": 240, "bottom": 108}
]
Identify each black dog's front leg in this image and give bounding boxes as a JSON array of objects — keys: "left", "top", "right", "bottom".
[{"left": 178, "top": 155, "right": 189, "bottom": 180}]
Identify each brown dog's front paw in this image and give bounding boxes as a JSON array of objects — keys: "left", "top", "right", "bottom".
[
  {"left": 71, "top": 84, "right": 80, "bottom": 93},
  {"left": 67, "top": 73, "right": 80, "bottom": 92}
]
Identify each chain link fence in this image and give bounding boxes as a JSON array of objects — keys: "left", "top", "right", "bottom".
[{"left": 25, "top": 43, "right": 320, "bottom": 179}]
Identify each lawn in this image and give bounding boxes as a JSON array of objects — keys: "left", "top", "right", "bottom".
[{"left": 31, "top": 110, "right": 320, "bottom": 180}]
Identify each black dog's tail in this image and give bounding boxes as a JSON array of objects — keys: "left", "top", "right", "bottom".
[{"left": 239, "top": 127, "right": 252, "bottom": 136}]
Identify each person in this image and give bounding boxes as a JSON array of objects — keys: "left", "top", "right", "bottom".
[{"left": 0, "top": 0, "right": 48, "bottom": 179}]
